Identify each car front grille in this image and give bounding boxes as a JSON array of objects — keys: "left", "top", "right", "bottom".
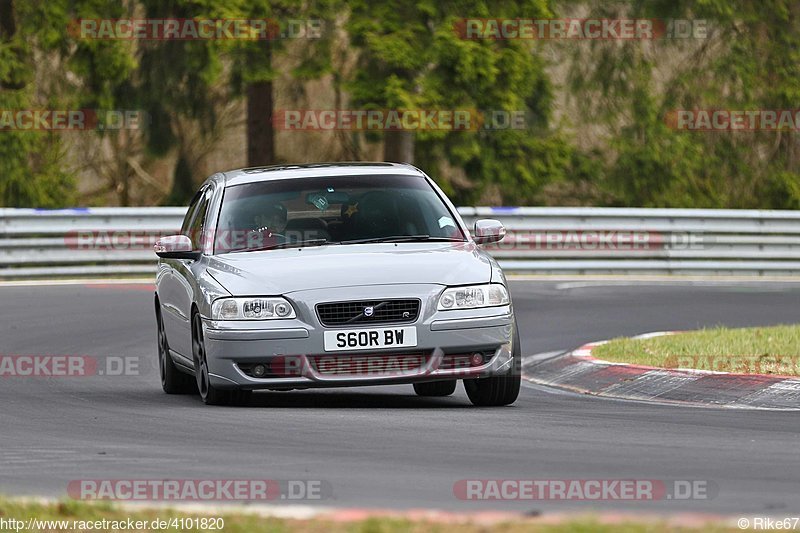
[{"left": 316, "top": 299, "right": 420, "bottom": 327}]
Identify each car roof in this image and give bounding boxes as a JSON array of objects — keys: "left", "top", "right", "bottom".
[{"left": 219, "top": 162, "right": 426, "bottom": 188}]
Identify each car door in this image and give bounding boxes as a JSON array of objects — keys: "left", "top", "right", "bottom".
[{"left": 160, "top": 187, "right": 210, "bottom": 361}]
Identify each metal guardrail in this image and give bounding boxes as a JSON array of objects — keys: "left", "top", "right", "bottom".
[
  {"left": 2, "top": 206, "right": 800, "bottom": 278},
  {"left": 0, "top": 208, "right": 186, "bottom": 278}
]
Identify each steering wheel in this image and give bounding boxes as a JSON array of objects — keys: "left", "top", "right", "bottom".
[{"left": 245, "top": 227, "right": 286, "bottom": 247}]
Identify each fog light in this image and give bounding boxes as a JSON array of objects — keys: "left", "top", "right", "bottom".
[
  {"left": 471, "top": 353, "right": 484, "bottom": 366},
  {"left": 252, "top": 364, "right": 267, "bottom": 378}
]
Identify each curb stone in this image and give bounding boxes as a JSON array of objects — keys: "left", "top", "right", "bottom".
[{"left": 522, "top": 332, "right": 800, "bottom": 410}]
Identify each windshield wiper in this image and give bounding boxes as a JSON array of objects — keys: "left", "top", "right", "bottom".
[
  {"left": 339, "top": 235, "right": 464, "bottom": 245},
  {"left": 231, "top": 238, "right": 333, "bottom": 253}
]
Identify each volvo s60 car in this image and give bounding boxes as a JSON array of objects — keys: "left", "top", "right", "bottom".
[{"left": 154, "top": 163, "right": 520, "bottom": 406}]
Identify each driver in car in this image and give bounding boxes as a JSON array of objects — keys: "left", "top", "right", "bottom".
[
  {"left": 254, "top": 203, "right": 287, "bottom": 236},
  {"left": 242, "top": 203, "right": 287, "bottom": 250}
]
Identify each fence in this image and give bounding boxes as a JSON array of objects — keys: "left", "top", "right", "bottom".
[{"left": 2, "top": 206, "right": 800, "bottom": 278}]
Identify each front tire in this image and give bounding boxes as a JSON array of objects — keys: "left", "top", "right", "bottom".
[
  {"left": 157, "top": 302, "right": 196, "bottom": 394},
  {"left": 463, "top": 325, "right": 521, "bottom": 407},
  {"left": 413, "top": 380, "right": 457, "bottom": 397},
  {"left": 192, "top": 312, "right": 250, "bottom": 406}
]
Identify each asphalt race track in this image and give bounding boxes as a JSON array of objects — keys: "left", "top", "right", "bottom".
[{"left": 2, "top": 279, "right": 800, "bottom": 515}]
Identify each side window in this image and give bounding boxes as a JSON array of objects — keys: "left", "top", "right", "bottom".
[
  {"left": 187, "top": 189, "right": 212, "bottom": 251},
  {"left": 181, "top": 190, "right": 204, "bottom": 235}
]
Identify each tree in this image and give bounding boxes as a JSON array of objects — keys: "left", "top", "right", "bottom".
[
  {"left": 230, "top": 0, "right": 337, "bottom": 167},
  {"left": 135, "top": 0, "right": 232, "bottom": 205},
  {"left": 346, "top": 0, "right": 577, "bottom": 205},
  {"left": 0, "top": 0, "right": 73, "bottom": 207},
  {"left": 569, "top": 0, "right": 800, "bottom": 208}
]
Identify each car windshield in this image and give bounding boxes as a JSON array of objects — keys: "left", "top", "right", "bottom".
[{"left": 214, "top": 174, "right": 466, "bottom": 253}]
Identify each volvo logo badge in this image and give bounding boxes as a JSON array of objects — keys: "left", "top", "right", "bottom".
[{"left": 364, "top": 306, "right": 374, "bottom": 317}]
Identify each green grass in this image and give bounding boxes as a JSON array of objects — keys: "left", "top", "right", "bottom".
[
  {"left": 592, "top": 325, "right": 800, "bottom": 376},
  {"left": 0, "top": 497, "right": 739, "bottom": 532}
]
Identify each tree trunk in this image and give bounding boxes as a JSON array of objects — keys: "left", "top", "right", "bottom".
[
  {"left": 0, "top": 0, "right": 14, "bottom": 38},
  {"left": 165, "top": 151, "right": 194, "bottom": 206},
  {"left": 383, "top": 130, "right": 414, "bottom": 163},
  {"left": 247, "top": 80, "right": 275, "bottom": 166},
  {"left": 119, "top": 173, "right": 130, "bottom": 206},
  {"left": 246, "top": 42, "right": 275, "bottom": 167},
  {"left": 0, "top": 0, "right": 23, "bottom": 90}
]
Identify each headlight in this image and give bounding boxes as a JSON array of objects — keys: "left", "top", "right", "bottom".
[
  {"left": 211, "top": 297, "right": 296, "bottom": 320},
  {"left": 437, "top": 284, "right": 509, "bottom": 310}
]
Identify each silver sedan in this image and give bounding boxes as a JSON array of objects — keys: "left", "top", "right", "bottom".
[{"left": 154, "top": 163, "right": 519, "bottom": 406}]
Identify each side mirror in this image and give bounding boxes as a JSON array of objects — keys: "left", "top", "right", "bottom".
[
  {"left": 473, "top": 219, "right": 506, "bottom": 245},
  {"left": 154, "top": 235, "right": 201, "bottom": 260}
]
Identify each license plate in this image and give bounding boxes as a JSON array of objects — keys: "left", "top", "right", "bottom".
[{"left": 323, "top": 326, "right": 418, "bottom": 352}]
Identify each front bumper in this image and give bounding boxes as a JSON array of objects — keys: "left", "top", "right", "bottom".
[{"left": 201, "top": 286, "right": 515, "bottom": 390}]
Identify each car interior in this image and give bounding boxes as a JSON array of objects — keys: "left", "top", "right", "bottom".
[{"left": 216, "top": 185, "right": 463, "bottom": 253}]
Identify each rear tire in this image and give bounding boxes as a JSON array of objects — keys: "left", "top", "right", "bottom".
[
  {"left": 464, "top": 325, "right": 521, "bottom": 407},
  {"left": 156, "top": 302, "right": 196, "bottom": 395},
  {"left": 413, "top": 380, "right": 457, "bottom": 397}
]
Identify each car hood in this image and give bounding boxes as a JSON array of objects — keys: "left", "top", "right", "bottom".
[{"left": 205, "top": 242, "right": 493, "bottom": 295}]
